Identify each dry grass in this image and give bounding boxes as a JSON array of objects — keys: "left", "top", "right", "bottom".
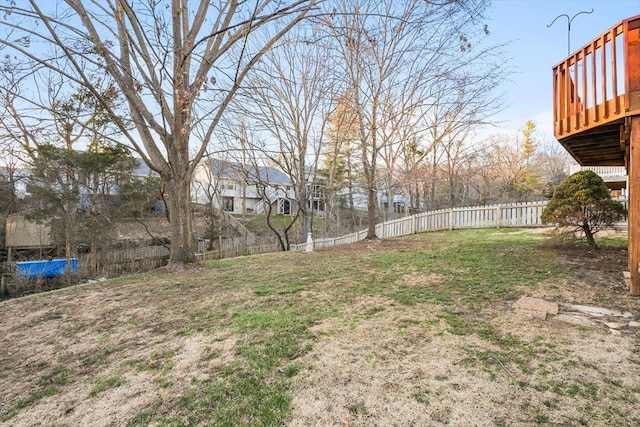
[{"left": 0, "top": 228, "right": 639, "bottom": 426}]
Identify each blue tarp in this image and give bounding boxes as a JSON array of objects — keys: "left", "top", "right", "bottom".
[{"left": 17, "top": 258, "right": 78, "bottom": 279}]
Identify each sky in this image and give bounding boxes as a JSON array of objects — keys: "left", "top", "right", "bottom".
[{"left": 484, "top": 0, "right": 639, "bottom": 140}]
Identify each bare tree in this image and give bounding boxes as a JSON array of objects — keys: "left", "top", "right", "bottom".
[
  {"left": 321, "top": 90, "right": 362, "bottom": 233},
  {"left": 536, "top": 135, "right": 572, "bottom": 196},
  {"left": 237, "top": 32, "right": 332, "bottom": 239},
  {"left": 214, "top": 119, "right": 298, "bottom": 250},
  {"left": 480, "top": 123, "right": 544, "bottom": 204},
  {"left": 322, "top": 0, "right": 497, "bottom": 238},
  {"left": 0, "top": 145, "right": 28, "bottom": 257},
  {"left": 191, "top": 155, "right": 242, "bottom": 251},
  {"left": 0, "top": 0, "right": 319, "bottom": 265},
  {"left": 377, "top": 66, "right": 499, "bottom": 217},
  {"left": 0, "top": 57, "right": 49, "bottom": 153},
  {"left": 0, "top": 65, "right": 126, "bottom": 272}
]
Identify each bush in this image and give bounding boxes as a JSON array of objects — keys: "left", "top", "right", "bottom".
[{"left": 541, "top": 170, "right": 627, "bottom": 250}]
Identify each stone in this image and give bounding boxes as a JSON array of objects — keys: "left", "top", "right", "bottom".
[
  {"left": 605, "top": 322, "right": 628, "bottom": 330},
  {"left": 556, "top": 314, "right": 597, "bottom": 327},
  {"left": 565, "top": 304, "right": 623, "bottom": 317},
  {"left": 622, "top": 312, "right": 634, "bottom": 319},
  {"left": 513, "top": 296, "right": 559, "bottom": 318},
  {"left": 610, "top": 329, "right": 622, "bottom": 336},
  {"left": 628, "top": 321, "right": 640, "bottom": 328}
]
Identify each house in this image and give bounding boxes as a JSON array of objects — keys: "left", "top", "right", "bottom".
[
  {"left": 377, "top": 181, "right": 410, "bottom": 214},
  {"left": 192, "top": 159, "right": 325, "bottom": 216},
  {"left": 131, "top": 158, "right": 165, "bottom": 213}
]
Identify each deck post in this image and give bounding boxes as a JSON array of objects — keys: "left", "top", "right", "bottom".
[{"left": 629, "top": 116, "right": 640, "bottom": 295}]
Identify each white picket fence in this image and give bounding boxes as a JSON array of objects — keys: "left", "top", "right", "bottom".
[{"left": 291, "top": 201, "right": 549, "bottom": 251}]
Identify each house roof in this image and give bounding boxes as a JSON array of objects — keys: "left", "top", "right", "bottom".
[
  {"left": 249, "top": 165, "right": 290, "bottom": 185},
  {"left": 206, "top": 158, "right": 291, "bottom": 185}
]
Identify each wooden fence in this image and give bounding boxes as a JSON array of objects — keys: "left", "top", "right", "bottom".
[
  {"left": 3, "top": 199, "right": 629, "bottom": 297},
  {"left": 1, "top": 202, "right": 552, "bottom": 296},
  {"left": 291, "top": 201, "right": 549, "bottom": 251},
  {"left": 75, "top": 235, "right": 262, "bottom": 274},
  {"left": 196, "top": 243, "right": 281, "bottom": 261},
  {"left": 77, "top": 245, "right": 170, "bottom": 277}
]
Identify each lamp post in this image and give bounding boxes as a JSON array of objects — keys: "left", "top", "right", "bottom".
[{"left": 547, "top": 9, "right": 594, "bottom": 55}]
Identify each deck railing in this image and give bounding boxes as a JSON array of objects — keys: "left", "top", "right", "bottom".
[
  {"left": 568, "top": 165, "right": 627, "bottom": 178},
  {"left": 552, "top": 14, "right": 640, "bottom": 139}
]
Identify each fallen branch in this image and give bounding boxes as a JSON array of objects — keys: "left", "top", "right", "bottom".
[{"left": 491, "top": 356, "right": 515, "bottom": 379}]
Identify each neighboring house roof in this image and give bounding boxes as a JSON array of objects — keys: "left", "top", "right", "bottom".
[
  {"left": 205, "top": 158, "right": 291, "bottom": 186},
  {"left": 206, "top": 158, "right": 240, "bottom": 178},
  {"left": 249, "top": 165, "right": 290, "bottom": 185}
]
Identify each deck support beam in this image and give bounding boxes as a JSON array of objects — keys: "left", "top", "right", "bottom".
[{"left": 629, "top": 116, "right": 640, "bottom": 295}]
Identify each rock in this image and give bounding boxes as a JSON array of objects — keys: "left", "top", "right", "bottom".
[
  {"left": 610, "top": 329, "right": 622, "bottom": 336},
  {"left": 556, "top": 314, "right": 598, "bottom": 327},
  {"left": 628, "top": 321, "right": 640, "bottom": 328},
  {"left": 605, "top": 322, "right": 628, "bottom": 330},
  {"left": 513, "top": 296, "right": 559, "bottom": 319},
  {"left": 565, "top": 304, "right": 624, "bottom": 317},
  {"left": 622, "top": 312, "right": 633, "bottom": 319}
]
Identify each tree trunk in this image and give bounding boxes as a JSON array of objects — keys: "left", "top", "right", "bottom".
[
  {"left": 89, "top": 237, "right": 97, "bottom": 277},
  {"left": 367, "top": 185, "right": 377, "bottom": 239},
  {"left": 90, "top": 179, "right": 99, "bottom": 276},
  {"left": 242, "top": 182, "right": 247, "bottom": 221},
  {"left": 64, "top": 210, "right": 73, "bottom": 286},
  {"left": 165, "top": 176, "right": 196, "bottom": 264},
  {"left": 299, "top": 185, "right": 310, "bottom": 237},
  {"left": 303, "top": 209, "right": 312, "bottom": 238},
  {"left": 347, "top": 155, "right": 355, "bottom": 210},
  {"left": 583, "top": 222, "right": 598, "bottom": 250},
  {"left": 386, "top": 185, "right": 395, "bottom": 221}
]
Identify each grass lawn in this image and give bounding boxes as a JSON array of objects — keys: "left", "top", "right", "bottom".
[{"left": 0, "top": 228, "right": 638, "bottom": 426}]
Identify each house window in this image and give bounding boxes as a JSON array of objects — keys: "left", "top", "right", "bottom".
[
  {"left": 223, "top": 180, "right": 236, "bottom": 190},
  {"left": 278, "top": 199, "right": 291, "bottom": 215},
  {"left": 223, "top": 196, "right": 234, "bottom": 212},
  {"left": 312, "top": 200, "right": 325, "bottom": 212},
  {"left": 312, "top": 185, "right": 323, "bottom": 199}
]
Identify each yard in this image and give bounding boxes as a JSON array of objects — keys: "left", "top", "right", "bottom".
[{"left": 0, "top": 228, "right": 639, "bottom": 426}]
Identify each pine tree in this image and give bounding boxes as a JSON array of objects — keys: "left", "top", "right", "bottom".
[
  {"left": 541, "top": 170, "right": 627, "bottom": 250},
  {"left": 515, "top": 120, "right": 541, "bottom": 200}
]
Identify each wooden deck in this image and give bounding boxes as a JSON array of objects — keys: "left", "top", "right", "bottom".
[
  {"left": 552, "top": 14, "right": 640, "bottom": 166},
  {"left": 552, "top": 14, "right": 640, "bottom": 295}
]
